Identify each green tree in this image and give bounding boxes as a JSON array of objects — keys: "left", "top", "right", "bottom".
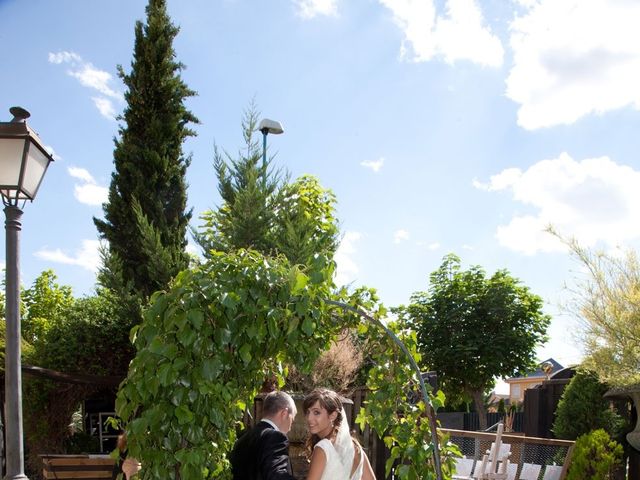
[
  {"left": 197, "top": 104, "right": 282, "bottom": 254},
  {"left": 95, "top": 0, "right": 197, "bottom": 303},
  {"left": 21, "top": 269, "right": 74, "bottom": 345},
  {"left": 566, "top": 429, "right": 623, "bottom": 480},
  {"left": 268, "top": 175, "right": 339, "bottom": 266},
  {"left": 553, "top": 369, "right": 622, "bottom": 440},
  {"left": 559, "top": 236, "right": 640, "bottom": 387},
  {"left": 23, "top": 287, "right": 133, "bottom": 470},
  {"left": 399, "top": 254, "right": 551, "bottom": 429},
  {"left": 196, "top": 105, "right": 339, "bottom": 267}
]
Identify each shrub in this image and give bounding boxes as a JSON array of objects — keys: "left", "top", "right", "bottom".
[
  {"left": 285, "top": 330, "right": 363, "bottom": 393},
  {"left": 566, "top": 429, "right": 623, "bottom": 480},
  {"left": 553, "top": 369, "right": 623, "bottom": 440}
]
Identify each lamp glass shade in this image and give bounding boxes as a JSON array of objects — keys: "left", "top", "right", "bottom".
[
  {"left": 21, "top": 141, "right": 50, "bottom": 199},
  {"left": 0, "top": 138, "right": 25, "bottom": 187}
]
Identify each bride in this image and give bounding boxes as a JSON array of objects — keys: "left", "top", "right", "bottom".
[{"left": 303, "top": 388, "right": 376, "bottom": 480}]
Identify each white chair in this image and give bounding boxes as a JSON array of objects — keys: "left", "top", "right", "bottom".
[
  {"left": 488, "top": 442, "right": 511, "bottom": 461},
  {"left": 471, "top": 454, "right": 489, "bottom": 479},
  {"left": 498, "top": 462, "right": 517, "bottom": 480},
  {"left": 475, "top": 423, "right": 511, "bottom": 480},
  {"left": 452, "top": 456, "right": 475, "bottom": 479},
  {"left": 542, "top": 465, "right": 562, "bottom": 480},
  {"left": 519, "top": 463, "right": 542, "bottom": 480}
]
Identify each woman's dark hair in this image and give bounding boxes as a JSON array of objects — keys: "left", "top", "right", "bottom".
[{"left": 303, "top": 388, "right": 344, "bottom": 457}]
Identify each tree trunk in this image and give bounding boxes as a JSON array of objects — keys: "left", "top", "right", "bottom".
[{"left": 472, "top": 390, "right": 488, "bottom": 431}]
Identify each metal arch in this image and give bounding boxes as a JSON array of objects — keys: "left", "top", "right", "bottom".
[{"left": 326, "top": 299, "right": 443, "bottom": 480}]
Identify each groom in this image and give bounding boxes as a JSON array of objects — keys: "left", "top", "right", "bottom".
[{"left": 230, "top": 391, "right": 298, "bottom": 480}]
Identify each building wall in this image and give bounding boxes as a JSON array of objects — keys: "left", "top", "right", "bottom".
[{"left": 509, "top": 378, "right": 544, "bottom": 402}]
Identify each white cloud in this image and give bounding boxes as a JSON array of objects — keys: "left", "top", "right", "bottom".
[
  {"left": 462, "top": 244, "right": 475, "bottom": 251},
  {"left": 68, "top": 167, "right": 108, "bottom": 206},
  {"left": 92, "top": 97, "right": 117, "bottom": 120},
  {"left": 393, "top": 229, "right": 410, "bottom": 244},
  {"left": 417, "top": 240, "right": 440, "bottom": 250},
  {"left": 293, "top": 0, "right": 337, "bottom": 18},
  {"left": 70, "top": 64, "right": 122, "bottom": 100},
  {"left": 476, "top": 152, "right": 640, "bottom": 254},
  {"left": 35, "top": 239, "right": 102, "bottom": 272},
  {"left": 334, "top": 231, "right": 361, "bottom": 286},
  {"left": 506, "top": 0, "right": 640, "bottom": 130},
  {"left": 48, "top": 51, "right": 82, "bottom": 64},
  {"left": 379, "top": 0, "right": 503, "bottom": 67},
  {"left": 49, "top": 50, "right": 122, "bottom": 120},
  {"left": 473, "top": 168, "right": 522, "bottom": 191},
  {"left": 44, "top": 145, "right": 62, "bottom": 161},
  {"left": 75, "top": 183, "right": 109, "bottom": 206},
  {"left": 361, "top": 157, "right": 384, "bottom": 172},
  {"left": 68, "top": 167, "right": 96, "bottom": 183}
]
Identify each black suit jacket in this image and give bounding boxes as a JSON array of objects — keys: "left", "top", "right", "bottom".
[{"left": 230, "top": 421, "right": 296, "bottom": 480}]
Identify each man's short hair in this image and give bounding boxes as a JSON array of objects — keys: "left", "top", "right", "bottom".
[{"left": 262, "top": 391, "right": 294, "bottom": 417}]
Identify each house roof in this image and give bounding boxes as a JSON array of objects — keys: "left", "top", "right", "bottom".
[{"left": 505, "top": 358, "right": 563, "bottom": 382}]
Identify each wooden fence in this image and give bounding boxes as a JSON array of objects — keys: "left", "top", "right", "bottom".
[{"left": 442, "top": 428, "right": 575, "bottom": 480}]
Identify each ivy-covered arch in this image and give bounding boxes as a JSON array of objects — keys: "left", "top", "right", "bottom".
[{"left": 115, "top": 249, "right": 456, "bottom": 479}]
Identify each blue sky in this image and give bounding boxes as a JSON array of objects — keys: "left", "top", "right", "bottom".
[{"left": 2, "top": 0, "right": 640, "bottom": 382}]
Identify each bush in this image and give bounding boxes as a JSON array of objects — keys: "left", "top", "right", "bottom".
[
  {"left": 285, "top": 330, "right": 363, "bottom": 393},
  {"left": 566, "top": 429, "right": 622, "bottom": 480},
  {"left": 553, "top": 370, "right": 623, "bottom": 440}
]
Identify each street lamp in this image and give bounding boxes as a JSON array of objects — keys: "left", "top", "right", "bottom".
[
  {"left": 0, "top": 106, "right": 54, "bottom": 480},
  {"left": 257, "top": 118, "right": 283, "bottom": 184}
]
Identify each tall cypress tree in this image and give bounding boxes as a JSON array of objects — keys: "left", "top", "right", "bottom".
[{"left": 95, "top": 0, "right": 197, "bottom": 302}]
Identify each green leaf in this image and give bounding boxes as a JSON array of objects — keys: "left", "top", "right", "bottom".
[
  {"left": 289, "top": 269, "right": 308, "bottom": 295},
  {"left": 246, "top": 323, "right": 258, "bottom": 339},
  {"left": 174, "top": 405, "right": 194, "bottom": 425},
  {"left": 148, "top": 336, "right": 166, "bottom": 355},
  {"left": 301, "top": 317, "right": 314, "bottom": 336},
  {"left": 287, "top": 317, "right": 299, "bottom": 335},
  {"left": 201, "top": 357, "right": 222, "bottom": 380},
  {"left": 188, "top": 309, "right": 204, "bottom": 331},
  {"left": 221, "top": 292, "right": 238, "bottom": 311},
  {"left": 157, "top": 363, "right": 174, "bottom": 386},
  {"left": 239, "top": 344, "right": 252, "bottom": 364},
  {"left": 177, "top": 325, "right": 197, "bottom": 346}
]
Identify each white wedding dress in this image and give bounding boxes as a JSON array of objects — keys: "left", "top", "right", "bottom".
[{"left": 313, "top": 409, "right": 364, "bottom": 480}]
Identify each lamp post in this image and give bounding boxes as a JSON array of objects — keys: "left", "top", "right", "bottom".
[
  {"left": 257, "top": 118, "right": 283, "bottom": 184},
  {"left": 0, "top": 107, "right": 54, "bottom": 480}
]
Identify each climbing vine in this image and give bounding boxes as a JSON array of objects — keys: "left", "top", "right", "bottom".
[
  {"left": 351, "top": 310, "right": 458, "bottom": 479},
  {"left": 116, "top": 249, "right": 457, "bottom": 479},
  {"left": 115, "top": 249, "right": 361, "bottom": 478}
]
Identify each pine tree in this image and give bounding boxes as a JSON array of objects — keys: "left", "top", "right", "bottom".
[
  {"left": 94, "top": 0, "right": 197, "bottom": 302},
  {"left": 197, "top": 103, "right": 282, "bottom": 254},
  {"left": 196, "top": 103, "right": 340, "bottom": 267}
]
